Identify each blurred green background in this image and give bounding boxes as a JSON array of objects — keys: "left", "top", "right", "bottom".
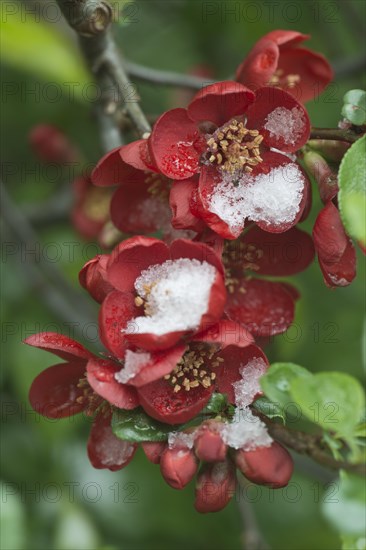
[{"left": 1, "top": 0, "right": 365, "bottom": 548}]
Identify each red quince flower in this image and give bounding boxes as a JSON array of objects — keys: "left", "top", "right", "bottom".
[
  {"left": 72, "top": 174, "right": 112, "bottom": 240},
  {"left": 223, "top": 225, "right": 315, "bottom": 336},
  {"left": 24, "top": 332, "right": 139, "bottom": 471},
  {"left": 150, "top": 82, "right": 310, "bottom": 239},
  {"left": 313, "top": 201, "right": 356, "bottom": 287},
  {"left": 236, "top": 30, "right": 333, "bottom": 103},
  {"left": 91, "top": 140, "right": 200, "bottom": 240},
  {"left": 29, "top": 124, "right": 80, "bottom": 164}
]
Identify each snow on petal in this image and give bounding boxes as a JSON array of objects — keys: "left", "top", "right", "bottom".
[
  {"left": 233, "top": 358, "right": 268, "bottom": 408},
  {"left": 220, "top": 408, "right": 273, "bottom": 450},
  {"left": 264, "top": 107, "right": 306, "bottom": 146},
  {"left": 168, "top": 430, "right": 197, "bottom": 450},
  {"left": 208, "top": 163, "right": 304, "bottom": 234},
  {"left": 115, "top": 350, "right": 152, "bottom": 384},
  {"left": 125, "top": 258, "right": 216, "bottom": 336}
]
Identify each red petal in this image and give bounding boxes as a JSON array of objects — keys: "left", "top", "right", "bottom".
[
  {"left": 29, "top": 362, "right": 86, "bottom": 418},
  {"left": 194, "top": 460, "right": 236, "bottom": 513},
  {"left": 87, "top": 411, "right": 137, "bottom": 471},
  {"left": 79, "top": 255, "right": 114, "bottom": 303},
  {"left": 124, "top": 345, "right": 186, "bottom": 387},
  {"left": 188, "top": 81, "right": 255, "bottom": 126},
  {"left": 237, "top": 225, "right": 315, "bottom": 276},
  {"left": 110, "top": 179, "right": 171, "bottom": 234},
  {"left": 91, "top": 147, "right": 136, "bottom": 187},
  {"left": 137, "top": 376, "right": 214, "bottom": 424},
  {"left": 141, "top": 441, "right": 166, "bottom": 464},
  {"left": 86, "top": 357, "right": 139, "bottom": 409},
  {"left": 276, "top": 47, "right": 334, "bottom": 103},
  {"left": 236, "top": 39, "right": 279, "bottom": 90},
  {"left": 106, "top": 236, "right": 170, "bottom": 293},
  {"left": 119, "top": 139, "right": 156, "bottom": 171},
  {"left": 150, "top": 108, "right": 202, "bottom": 179},
  {"left": 99, "top": 291, "right": 136, "bottom": 358},
  {"left": 24, "top": 332, "right": 92, "bottom": 363},
  {"left": 225, "top": 279, "right": 295, "bottom": 337},
  {"left": 246, "top": 87, "right": 310, "bottom": 152},
  {"left": 194, "top": 424, "right": 227, "bottom": 462},
  {"left": 215, "top": 344, "right": 269, "bottom": 403},
  {"left": 264, "top": 30, "right": 309, "bottom": 47},
  {"left": 313, "top": 202, "right": 356, "bottom": 287},
  {"left": 194, "top": 319, "right": 254, "bottom": 348},
  {"left": 170, "top": 179, "right": 204, "bottom": 232},
  {"left": 125, "top": 330, "right": 186, "bottom": 353},
  {"left": 170, "top": 238, "right": 225, "bottom": 278}
]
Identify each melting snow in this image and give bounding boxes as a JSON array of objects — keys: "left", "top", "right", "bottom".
[
  {"left": 125, "top": 258, "right": 216, "bottom": 335},
  {"left": 208, "top": 163, "right": 304, "bottom": 235},
  {"left": 220, "top": 408, "right": 273, "bottom": 450},
  {"left": 168, "top": 430, "right": 197, "bottom": 449},
  {"left": 264, "top": 106, "right": 306, "bottom": 145},
  {"left": 233, "top": 358, "right": 268, "bottom": 409},
  {"left": 115, "top": 350, "right": 151, "bottom": 384}
]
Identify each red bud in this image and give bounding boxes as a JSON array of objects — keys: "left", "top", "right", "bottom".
[
  {"left": 160, "top": 447, "right": 198, "bottom": 489},
  {"left": 141, "top": 441, "right": 167, "bottom": 464},
  {"left": 194, "top": 423, "right": 227, "bottom": 462},
  {"left": 234, "top": 442, "right": 293, "bottom": 488},
  {"left": 29, "top": 124, "right": 79, "bottom": 164},
  {"left": 195, "top": 460, "right": 236, "bottom": 513},
  {"left": 79, "top": 255, "right": 113, "bottom": 303}
]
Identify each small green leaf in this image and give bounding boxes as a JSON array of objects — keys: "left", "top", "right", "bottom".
[
  {"left": 253, "top": 396, "right": 286, "bottom": 423},
  {"left": 338, "top": 135, "right": 366, "bottom": 246},
  {"left": 112, "top": 408, "right": 180, "bottom": 442},
  {"left": 342, "top": 90, "right": 366, "bottom": 125},
  {"left": 204, "top": 392, "right": 229, "bottom": 414},
  {"left": 260, "top": 362, "right": 313, "bottom": 410},
  {"left": 290, "top": 372, "right": 365, "bottom": 437},
  {"left": 323, "top": 471, "right": 366, "bottom": 539}
]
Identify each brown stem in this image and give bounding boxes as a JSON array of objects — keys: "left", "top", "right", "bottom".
[
  {"left": 236, "top": 477, "right": 270, "bottom": 550},
  {"left": 310, "top": 127, "right": 361, "bottom": 144},
  {"left": 264, "top": 420, "right": 365, "bottom": 477}
]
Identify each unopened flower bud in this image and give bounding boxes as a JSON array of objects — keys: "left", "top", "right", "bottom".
[
  {"left": 141, "top": 441, "right": 167, "bottom": 464},
  {"left": 194, "top": 422, "right": 227, "bottom": 462},
  {"left": 29, "top": 124, "right": 79, "bottom": 164},
  {"left": 307, "top": 139, "right": 350, "bottom": 163},
  {"left": 160, "top": 447, "right": 198, "bottom": 489},
  {"left": 195, "top": 460, "right": 236, "bottom": 513},
  {"left": 234, "top": 441, "right": 293, "bottom": 488},
  {"left": 303, "top": 150, "right": 338, "bottom": 203},
  {"left": 79, "top": 255, "right": 113, "bottom": 303}
]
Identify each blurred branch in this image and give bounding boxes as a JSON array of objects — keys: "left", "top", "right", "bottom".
[
  {"left": 24, "top": 185, "right": 72, "bottom": 225},
  {"left": 310, "top": 128, "right": 361, "bottom": 143},
  {"left": 264, "top": 420, "right": 365, "bottom": 477},
  {"left": 333, "top": 54, "right": 366, "bottom": 79},
  {"left": 56, "top": 0, "right": 150, "bottom": 139},
  {"left": 124, "top": 60, "right": 215, "bottom": 90},
  {"left": 236, "top": 477, "right": 270, "bottom": 550}
]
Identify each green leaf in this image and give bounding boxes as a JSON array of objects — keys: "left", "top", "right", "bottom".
[
  {"left": 323, "top": 471, "right": 366, "bottom": 539},
  {"left": 342, "top": 90, "right": 366, "bottom": 125},
  {"left": 112, "top": 408, "right": 180, "bottom": 442},
  {"left": 0, "top": 482, "right": 26, "bottom": 550},
  {"left": 260, "top": 362, "right": 313, "bottom": 410},
  {"left": 338, "top": 135, "right": 366, "bottom": 246},
  {"left": 290, "top": 372, "right": 365, "bottom": 437},
  {"left": 203, "top": 392, "right": 229, "bottom": 415},
  {"left": 341, "top": 534, "right": 366, "bottom": 550},
  {"left": 1, "top": 9, "right": 90, "bottom": 98},
  {"left": 253, "top": 396, "right": 286, "bottom": 423}
]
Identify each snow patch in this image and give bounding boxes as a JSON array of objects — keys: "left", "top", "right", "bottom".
[
  {"left": 220, "top": 409, "right": 273, "bottom": 451},
  {"left": 168, "top": 430, "right": 197, "bottom": 450},
  {"left": 125, "top": 258, "right": 216, "bottom": 336},
  {"left": 208, "top": 163, "right": 304, "bottom": 234},
  {"left": 115, "top": 350, "right": 151, "bottom": 384},
  {"left": 233, "top": 358, "right": 268, "bottom": 408},
  {"left": 264, "top": 107, "right": 306, "bottom": 145}
]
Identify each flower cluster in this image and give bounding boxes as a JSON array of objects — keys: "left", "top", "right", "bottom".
[{"left": 26, "top": 30, "right": 360, "bottom": 513}]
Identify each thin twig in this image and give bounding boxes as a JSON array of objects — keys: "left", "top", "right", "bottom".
[
  {"left": 124, "top": 60, "right": 215, "bottom": 90},
  {"left": 236, "top": 477, "right": 270, "bottom": 550},
  {"left": 310, "top": 127, "right": 362, "bottom": 143}
]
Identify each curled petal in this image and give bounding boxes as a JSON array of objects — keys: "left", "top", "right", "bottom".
[
  {"left": 188, "top": 81, "right": 255, "bottom": 126},
  {"left": 88, "top": 411, "right": 137, "bottom": 471},
  {"left": 194, "top": 319, "right": 254, "bottom": 349},
  {"left": 79, "top": 255, "right": 114, "bottom": 303},
  {"left": 236, "top": 39, "right": 280, "bottom": 90},
  {"left": 119, "top": 139, "right": 157, "bottom": 171},
  {"left": 99, "top": 291, "right": 136, "bottom": 358},
  {"left": 195, "top": 460, "right": 236, "bottom": 513},
  {"left": 264, "top": 30, "right": 309, "bottom": 47},
  {"left": 29, "top": 362, "right": 86, "bottom": 418},
  {"left": 225, "top": 279, "right": 295, "bottom": 337},
  {"left": 86, "top": 357, "right": 139, "bottom": 409},
  {"left": 170, "top": 179, "right": 204, "bottom": 232},
  {"left": 122, "top": 345, "right": 186, "bottom": 387},
  {"left": 246, "top": 87, "right": 310, "bottom": 153},
  {"left": 24, "top": 332, "right": 92, "bottom": 363},
  {"left": 91, "top": 147, "right": 136, "bottom": 187},
  {"left": 150, "top": 108, "right": 202, "bottom": 180}
]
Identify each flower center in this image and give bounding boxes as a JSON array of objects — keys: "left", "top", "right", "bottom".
[
  {"left": 223, "top": 241, "right": 264, "bottom": 293},
  {"left": 145, "top": 172, "right": 170, "bottom": 201},
  {"left": 206, "top": 119, "right": 264, "bottom": 174},
  {"left": 82, "top": 187, "right": 111, "bottom": 222},
  {"left": 164, "top": 344, "right": 223, "bottom": 393},
  {"left": 269, "top": 69, "right": 301, "bottom": 89},
  {"left": 76, "top": 376, "right": 103, "bottom": 415}
]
